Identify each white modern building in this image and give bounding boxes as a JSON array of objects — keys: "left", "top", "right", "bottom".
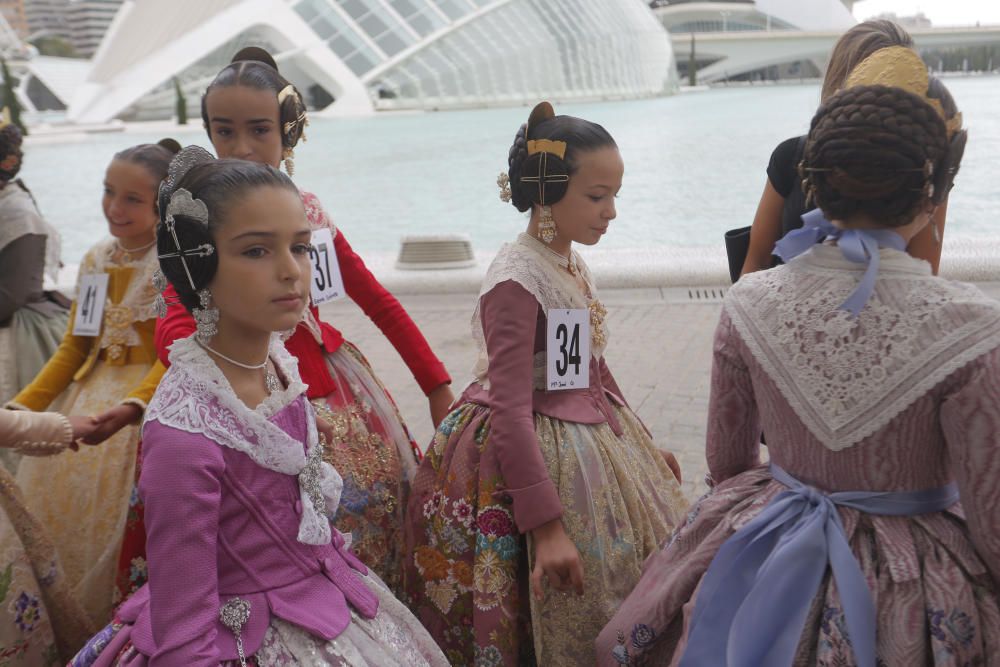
[
  {"left": 654, "top": 0, "right": 857, "bottom": 82},
  {"left": 67, "top": 0, "right": 677, "bottom": 123}
]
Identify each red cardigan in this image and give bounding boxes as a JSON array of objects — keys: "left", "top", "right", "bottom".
[{"left": 154, "top": 192, "right": 449, "bottom": 399}]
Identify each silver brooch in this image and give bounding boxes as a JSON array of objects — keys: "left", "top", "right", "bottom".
[{"left": 219, "top": 597, "right": 251, "bottom": 667}]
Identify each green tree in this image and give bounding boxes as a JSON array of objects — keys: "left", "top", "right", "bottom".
[
  {"left": 30, "top": 35, "right": 79, "bottom": 58},
  {"left": 688, "top": 33, "right": 697, "bottom": 86},
  {"left": 1, "top": 59, "right": 26, "bottom": 135},
  {"left": 174, "top": 77, "right": 187, "bottom": 125}
]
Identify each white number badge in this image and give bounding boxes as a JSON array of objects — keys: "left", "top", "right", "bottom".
[
  {"left": 546, "top": 308, "right": 590, "bottom": 391},
  {"left": 309, "top": 228, "right": 345, "bottom": 305},
  {"left": 72, "top": 273, "right": 109, "bottom": 337}
]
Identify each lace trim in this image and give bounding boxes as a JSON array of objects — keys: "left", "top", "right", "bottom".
[
  {"left": 471, "top": 233, "right": 609, "bottom": 388},
  {"left": 727, "top": 245, "right": 1000, "bottom": 450},
  {"left": 301, "top": 190, "right": 338, "bottom": 236},
  {"left": 145, "top": 336, "right": 344, "bottom": 545}
]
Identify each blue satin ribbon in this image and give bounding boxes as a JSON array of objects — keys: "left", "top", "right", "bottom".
[
  {"left": 679, "top": 464, "right": 959, "bottom": 667},
  {"left": 773, "top": 209, "right": 907, "bottom": 317}
]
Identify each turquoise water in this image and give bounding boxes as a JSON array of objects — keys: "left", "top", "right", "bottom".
[{"left": 21, "top": 76, "right": 1000, "bottom": 264}]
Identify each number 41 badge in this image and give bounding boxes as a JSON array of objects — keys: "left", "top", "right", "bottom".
[
  {"left": 72, "top": 273, "right": 109, "bottom": 337},
  {"left": 309, "top": 228, "right": 345, "bottom": 306},
  {"left": 546, "top": 309, "right": 590, "bottom": 391}
]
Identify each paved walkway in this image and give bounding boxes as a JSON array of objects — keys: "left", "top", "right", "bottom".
[{"left": 320, "top": 288, "right": 725, "bottom": 500}]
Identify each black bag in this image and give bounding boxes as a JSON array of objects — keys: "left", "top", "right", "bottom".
[{"left": 724, "top": 226, "right": 751, "bottom": 284}]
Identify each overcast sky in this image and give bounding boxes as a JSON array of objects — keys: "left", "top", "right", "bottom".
[{"left": 853, "top": 0, "right": 1000, "bottom": 26}]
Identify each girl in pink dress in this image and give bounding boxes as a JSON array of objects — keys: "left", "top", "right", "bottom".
[
  {"left": 72, "top": 148, "right": 448, "bottom": 666},
  {"left": 596, "top": 80, "right": 1000, "bottom": 666}
]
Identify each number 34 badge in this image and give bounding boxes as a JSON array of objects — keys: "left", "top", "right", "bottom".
[{"left": 546, "top": 309, "right": 590, "bottom": 391}]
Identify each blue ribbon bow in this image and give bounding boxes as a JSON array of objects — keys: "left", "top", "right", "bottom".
[
  {"left": 679, "top": 464, "right": 959, "bottom": 667},
  {"left": 773, "top": 209, "right": 907, "bottom": 317}
]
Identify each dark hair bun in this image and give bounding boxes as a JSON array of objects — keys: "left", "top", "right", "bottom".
[
  {"left": 515, "top": 152, "right": 570, "bottom": 209},
  {"left": 231, "top": 46, "right": 278, "bottom": 71},
  {"left": 805, "top": 84, "right": 950, "bottom": 228},
  {"left": 157, "top": 138, "right": 182, "bottom": 154}
]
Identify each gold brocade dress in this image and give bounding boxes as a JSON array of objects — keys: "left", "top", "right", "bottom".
[{"left": 6, "top": 239, "right": 164, "bottom": 629}]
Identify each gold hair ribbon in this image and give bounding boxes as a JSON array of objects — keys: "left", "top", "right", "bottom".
[
  {"left": 0, "top": 108, "right": 11, "bottom": 130},
  {"left": 527, "top": 139, "right": 567, "bottom": 160},
  {"left": 277, "top": 84, "right": 297, "bottom": 105},
  {"left": 844, "top": 46, "right": 962, "bottom": 138}
]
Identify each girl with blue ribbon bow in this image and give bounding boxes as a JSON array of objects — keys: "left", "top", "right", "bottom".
[{"left": 596, "top": 83, "right": 1000, "bottom": 667}]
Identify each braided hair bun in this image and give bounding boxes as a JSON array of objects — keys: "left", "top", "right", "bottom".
[
  {"left": 505, "top": 102, "right": 616, "bottom": 213},
  {"left": 803, "top": 84, "right": 956, "bottom": 228},
  {"left": 201, "top": 47, "right": 309, "bottom": 150}
]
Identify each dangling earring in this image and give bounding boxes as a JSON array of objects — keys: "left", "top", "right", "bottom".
[
  {"left": 193, "top": 288, "right": 220, "bottom": 344},
  {"left": 282, "top": 147, "right": 295, "bottom": 177},
  {"left": 538, "top": 205, "right": 556, "bottom": 244},
  {"left": 152, "top": 269, "right": 169, "bottom": 319}
]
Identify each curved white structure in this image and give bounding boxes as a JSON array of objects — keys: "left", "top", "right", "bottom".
[
  {"left": 68, "top": 0, "right": 675, "bottom": 123},
  {"left": 655, "top": 0, "right": 856, "bottom": 81}
]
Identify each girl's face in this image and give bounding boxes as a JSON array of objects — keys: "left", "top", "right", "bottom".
[
  {"left": 209, "top": 186, "right": 311, "bottom": 338},
  {"left": 102, "top": 159, "right": 159, "bottom": 246},
  {"left": 548, "top": 146, "right": 623, "bottom": 246},
  {"left": 204, "top": 85, "right": 284, "bottom": 168}
]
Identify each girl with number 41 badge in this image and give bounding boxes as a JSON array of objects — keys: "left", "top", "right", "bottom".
[
  {"left": 402, "top": 102, "right": 688, "bottom": 667},
  {"left": 135, "top": 48, "right": 454, "bottom": 601},
  {"left": 4, "top": 139, "right": 180, "bottom": 628}
]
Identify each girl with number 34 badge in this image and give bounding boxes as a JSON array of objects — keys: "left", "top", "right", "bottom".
[
  {"left": 146, "top": 48, "right": 453, "bottom": 597},
  {"left": 402, "top": 102, "right": 688, "bottom": 667}
]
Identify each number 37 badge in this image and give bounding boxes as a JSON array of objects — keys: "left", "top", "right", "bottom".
[{"left": 546, "top": 309, "right": 590, "bottom": 390}]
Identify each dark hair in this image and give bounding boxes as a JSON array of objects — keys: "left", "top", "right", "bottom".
[
  {"left": 156, "top": 157, "right": 299, "bottom": 312},
  {"left": 113, "top": 138, "right": 182, "bottom": 192},
  {"left": 803, "top": 84, "right": 960, "bottom": 228},
  {"left": 506, "top": 114, "right": 617, "bottom": 213},
  {"left": 0, "top": 123, "right": 24, "bottom": 182},
  {"left": 822, "top": 20, "right": 914, "bottom": 101},
  {"left": 201, "top": 47, "right": 308, "bottom": 150}
]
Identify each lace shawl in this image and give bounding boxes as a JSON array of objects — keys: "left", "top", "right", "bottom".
[
  {"left": 77, "top": 238, "right": 159, "bottom": 351},
  {"left": 726, "top": 244, "right": 1000, "bottom": 450},
  {"left": 0, "top": 184, "right": 61, "bottom": 284},
  {"left": 145, "top": 336, "right": 344, "bottom": 545},
  {"left": 471, "top": 233, "right": 609, "bottom": 388}
]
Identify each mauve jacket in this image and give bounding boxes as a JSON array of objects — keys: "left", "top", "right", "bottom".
[
  {"left": 462, "top": 279, "right": 637, "bottom": 534},
  {"left": 115, "top": 395, "right": 377, "bottom": 665}
]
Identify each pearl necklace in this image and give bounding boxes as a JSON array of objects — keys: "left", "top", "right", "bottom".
[
  {"left": 115, "top": 237, "right": 157, "bottom": 262},
  {"left": 199, "top": 341, "right": 282, "bottom": 393}
]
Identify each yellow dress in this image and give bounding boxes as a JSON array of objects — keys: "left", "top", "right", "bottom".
[{"left": 6, "top": 238, "right": 164, "bottom": 628}]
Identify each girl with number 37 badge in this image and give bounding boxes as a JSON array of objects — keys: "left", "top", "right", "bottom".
[
  {"left": 402, "top": 102, "right": 688, "bottom": 667},
  {"left": 142, "top": 48, "right": 453, "bottom": 598}
]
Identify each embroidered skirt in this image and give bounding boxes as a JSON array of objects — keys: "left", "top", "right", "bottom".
[
  {"left": 13, "top": 360, "right": 148, "bottom": 628},
  {"left": 312, "top": 341, "right": 420, "bottom": 595},
  {"left": 595, "top": 465, "right": 1000, "bottom": 667},
  {"left": 402, "top": 402, "right": 687, "bottom": 667},
  {"left": 70, "top": 572, "right": 449, "bottom": 667},
  {"left": 0, "top": 465, "right": 94, "bottom": 664}
]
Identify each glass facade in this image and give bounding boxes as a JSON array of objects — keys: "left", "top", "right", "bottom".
[{"left": 291, "top": 0, "right": 675, "bottom": 109}]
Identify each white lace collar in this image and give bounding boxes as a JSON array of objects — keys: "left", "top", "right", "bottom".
[
  {"left": 726, "top": 246, "right": 1000, "bottom": 450},
  {"left": 145, "top": 335, "right": 343, "bottom": 545}
]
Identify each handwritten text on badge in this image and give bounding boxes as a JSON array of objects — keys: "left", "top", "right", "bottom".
[
  {"left": 309, "top": 228, "right": 345, "bottom": 305},
  {"left": 546, "top": 309, "right": 590, "bottom": 391},
  {"left": 73, "top": 273, "right": 109, "bottom": 337}
]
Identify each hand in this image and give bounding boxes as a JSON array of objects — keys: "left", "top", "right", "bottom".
[
  {"left": 427, "top": 384, "right": 455, "bottom": 429},
  {"left": 316, "top": 416, "right": 336, "bottom": 447},
  {"left": 82, "top": 404, "right": 142, "bottom": 445},
  {"left": 529, "top": 518, "right": 584, "bottom": 601},
  {"left": 660, "top": 449, "right": 682, "bottom": 484},
  {"left": 67, "top": 415, "right": 99, "bottom": 451}
]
